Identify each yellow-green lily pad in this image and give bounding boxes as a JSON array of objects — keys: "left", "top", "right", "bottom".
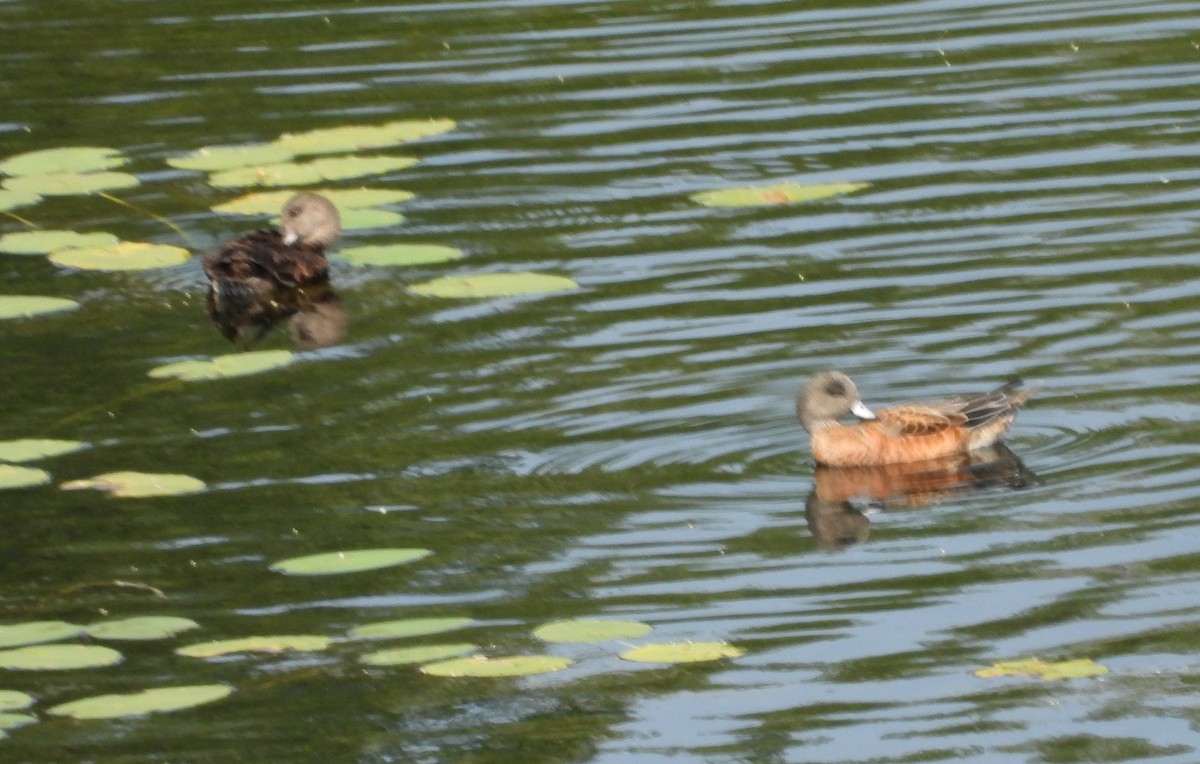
[
  {"left": 175, "top": 635, "right": 331, "bottom": 658},
  {"left": 49, "top": 241, "right": 189, "bottom": 271},
  {"left": 973, "top": 657, "right": 1108, "bottom": 681},
  {"left": 212, "top": 188, "right": 415, "bottom": 215},
  {"left": 0, "top": 713, "right": 35, "bottom": 732},
  {"left": 147, "top": 349, "right": 294, "bottom": 381},
  {"left": 208, "top": 155, "right": 418, "bottom": 188},
  {"left": 690, "top": 181, "right": 869, "bottom": 208},
  {"left": 0, "top": 691, "right": 33, "bottom": 711},
  {"left": 272, "top": 119, "right": 456, "bottom": 156},
  {"left": 361, "top": 643, "right": 477, "bottom": 667},
  {"left": 409, "top": 271, "right": 578, "bottom": 299},
  {"left": 4, "top": 171, "right": 140, "bottom": 197},
  {"left": 47, "top": 684, "right": 232, "bottom": 720},
  {"left": 339, "top": 243, "right": 462, "bottom": 267},
  {"left": 0, "top": 644, "right": 122, "bottom": 671},
  {"left": 0, "top": 230, "right": 118, "bottom": 255},
  {"left": 60, "top": 471, "right": 206, "bottom": 498},
  {"left": 0, "top": 439, "right": 87, "bottom": 463},
  {"left": 0, "top": 147, "right": 126, "bottom": 177},
  {"left": 533, "top": 619, "right": 652, "bottom": 644},
  {"left": 0, "top": 621, "right": 84, "bottom": 649},
  {"left": 0, "top": 464, "right": 51, "bottom": 490},
  {"left": 421, "top": 654, "right": 573, "bottom": 678},
  {"left": 0, "top": 296, "right": 80, "bottom": 320},
  {"left": 619, "top": 641, "right": 744, "bottom": 664},
  {"left": 270, "top": 548, "right": 431, "bottom": 576},
  {"left": 86, "top": 616, "right": 200, "bottom": 641},
  {"left": 338, "top": 207, "right": 406, "bottom": 230},
  {"left": 0, "top": 189, "right": 40, "bottom": 212},
  {"left": 167, "top": 144, "right": 296, "bottom": 172},
  {"left": 348, "top": 617, "right": 473, "bottom": 641}
]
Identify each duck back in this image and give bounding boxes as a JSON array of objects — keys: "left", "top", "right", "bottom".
[{"left": 203, "top": 229, "right": 328, "bottom": 292}]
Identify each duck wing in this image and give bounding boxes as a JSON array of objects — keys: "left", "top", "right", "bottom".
[
  {"left": 203, "top": 229, "right": 328, "bottom": 288},
  {"left": 875, "top": 404, "right": 968, "bottom": 436}
]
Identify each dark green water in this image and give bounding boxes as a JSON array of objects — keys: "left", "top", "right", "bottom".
[{"left": 2, "top": 0, "right": 1200, "bottom": 761}]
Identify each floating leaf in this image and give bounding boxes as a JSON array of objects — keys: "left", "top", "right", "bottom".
[
  {"left": 0, "top": 439, "right": 87, "bottom": 463},
  {"left": 167, "top": 144, "right": 296, "bottom": 172},
  {"left": 338, "top": 207, "right": 406, "bottom": 230},
  {"left": 212, "top": 188, "right": 414, "bottom": 216},
  {"left": 0, "top": 621, "right": 84, "bottom": 649},
  {"left": 533, "top": 619, "right": 652, "bottom": 644},
  {"left": 86, "top": 616, "right": 200, "bottom": 641},
  {"left": 339, "top": 243, "right": 462, "bottom": 267},
  {"left": 0, "top": 230, "right": 118, "bottom": 255},
  {"left": 348, "top": 617, "right": 473, "bottom": 641},
  {"left": 270, "top": 548, "right": 431, "bottom": 576},
  {"left": 0, "top": 691, "right": 33, "bottom": 711},
  {"left": 420, "top": 655, "right": 573, "bottom": 678},
  {"left": 0, "top": 189, "right": 40, "bottom": 212},
  {"left": 47, "top": 684, "right": 232, "bottom": 720},
  {"left": 147, "top": 349, "right": 294, "bottom": 381},
  {"left": 409, "top": 272, "right": 578, "bottom": 299},
  {"left": 273, "top": 119, "right": 456, "bottom": 156},
  {"left": 3, "top": 171, "right": 140, "bottom": 197},
  {"left": 175, "top": 635, "right": 331, "bottom": 658},
  {"left": 619, "top": 641, "right": 744, "bottom": 664},
  {"left": 60, "top": 471, "right": 205, "bottom": 498},
  {"left": 0, "top": 713, "right": 35, "bottom": 732},
  {"left": 0, "top": 464, "right": 51, "bottom": 490},
  {"left": 361, "top": 643, "right": 477, "bottom": 667},
  {"left": 690, "top": 181, "right": 869, "bottom": 208},
  {"left": 973, "top": 657, "right": 1108, "bottom": 681},
  {"left": 0, "top": 644, "right": 122, "bottom": 671},
  {"left": 0, "top": 147, "right": 126, "bottom": 176},
  {"left": 49, "top": 241, "right": 189, "bottom": 271},
  {"left": 0, "top": 296, "right": 80, "bottom": 320},
  {"left": 208, "top": 155, "right": 418, "bottom": 188}
]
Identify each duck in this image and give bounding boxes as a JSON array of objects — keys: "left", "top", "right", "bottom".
[{"left": 796, "top": 371, "right": 1038, "bottom": 467}]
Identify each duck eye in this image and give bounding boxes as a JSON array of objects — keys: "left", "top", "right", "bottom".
[{"left": 824, "top": 381, "right": 846, "bottom": 397}]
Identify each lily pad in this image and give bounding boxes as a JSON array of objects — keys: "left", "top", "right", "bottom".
[
  {"left": 208, "top": 155, "right": 418, "bottom": 188},
  {"left": 167, "top": 144, "right": 296, "bottom": 172},
  {"left": 0, "top": 621, "right": 84, "bottom": 649},
  {"left": 0, "top": 189, "right": 40, "bottom": 212},
  {"left": 0, "top": 439, "right": 87, "bottom": 463},
  {"left": 272, "top": 119, "right": 456, "bottom": 156},
  {"left": 147, "top": 350, "right": 294, "bottom": 381},
  {"left": 0, "top": 147, "right": 126, "bottom": 177},
  {"left": 338, "top": 207, "right": 406, "bottom": 230},
  {"left": 212, "top": 188, "right": 414, "bottom": 216},
  {"left": 348, "top": 617, "right": 473, "bottom": 641},
  {"left": 49, "top": 241, "right": 189, "bottom": 271},
  {"left": 0, "top": 691, "right": 33, "bottom": 711},
  {"left": 0, "top": 644, "right": 122, "bottom": 671},
  {"left": 270, "top": 548, "right": 431, "bottom": 576},
  {"left": 0, "top": 296, "right": 80, "bottom": 320},
  {"left": 4, "top": 171, "right": 140, "bottom": 197},
  {"left": 421, "top": 654, "right": 573, "bottom": 678},
  {"left": 361, "top": 643, "right": 477, "bottom": 667},
  {"left": 47, "top": 684, "right": 232, "bottom": 720},
  {"left": 409, "top": 272, "right": 579, "bottom": 299},
  {"left": 0, "top": 464, "right": 51, "bottom": 490},
  {"left": 973, "top": 657, "right": 1108, "bottom": 681},
  {"left": 0, "top": 713, "right": 35, "bottom": 732},
  {"left": 86, "top": 616, "right": 200, "bottom": 641},
  {"left": 175, "top": 635, "right": 331, "bottom": 658},
  {"left": 533, "top": 619, "right": 652, "bottom": 644},
  {"left": 339, "top": 243, "right": 462, "bottom": 267},
  {"left": 619, "top": 641, "right": 744, "bottom": 664},
  {"left": 689, "top": 181, "right": 870, "bottom": 208},
  {"left": 0, "top": 230, "right": 118, "bottom": 255},
  {"left": 60, "top": 471, "right": 206, "bottom": 498}
]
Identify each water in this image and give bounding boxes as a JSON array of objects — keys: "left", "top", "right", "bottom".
[{"left": 2, "top": 0, "right": 1199, "bottom": 761}]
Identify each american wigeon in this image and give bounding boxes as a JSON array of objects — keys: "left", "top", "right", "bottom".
[{"left": 796, "top": 371, "right": 1038, "bottom": 467}]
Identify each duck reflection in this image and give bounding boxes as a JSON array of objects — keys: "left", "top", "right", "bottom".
[
  {"left": 805, "top": 444, "right": 1037, "bottom": 549},
  {"left": 205, "top": 279, "right": 347, "bottom": 350}
]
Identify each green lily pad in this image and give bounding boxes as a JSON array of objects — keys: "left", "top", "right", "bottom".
[
  {"left": 147, "top": 349, "right": 294, "bottom": 381},
  {"left": 973, "top": 657, "right": 1109, "bottom": 681},
  {"left": 348, "top": 617, "right": 473, "bottom": 641},
  {"left": 212, "top": 187, "right": 414, "bottom": 216},
  {"left": 339, "top": 243, "right": 462, "bottom": 267},
  {"left": 0, "top": 296, "right": 80, "bottom": 320},
  {"left": 409, "top": 271, "right": 579, "bottom": 299},
  {"left": 270, "top": 548, "right": 432, "bottom": 576},
  {"left": 60, "top": 471, "right": 206, "bottom": 498},
  {"left": 167, "top": 144, "right": 296, "bottom": 172},
  {"left": 0, "top": 464, "right": 51, "bottom": 490},
  {"left": 0, "top": 621, "right": 84, "bottom": 649},
  {"left": 0, "top": 691, "right": 33, "bottom": 711},
  {"left": 0, "top": 189, "right": 40, "bottom": 212},
  {"left": 338, "top": 207, "right": 406, "bottom": 230},
  {"left": 533, "top": 619, "right": 652, "bottom": 644},
  {"left": 361, "top": 643, "right": 477, "bottom": 667},
  {"left": 49, "top": 241, "right": 189, "bottom": 271},
  {"left": 0, "top": 230, "right": 118, "bottom": 255},
  {"left": 86, "top": 616, "right": 200, "bottom": 641},
  {"left": 175, "top": 635, "right": 331, "bottom": 658},
  {"left": 208, "top": 155, "right": 418, "bottom": 188},
  {"left": 0, "top": 644, "right": 122, "bottom": 671},
  {"left": 421, "top": 654, "right": 573, "bottom": 678},
  {"left": 0, "top": 439, "right": 88, "bottom": 463},
  {"left": 47, "top": 684, "right": 232, "bottom": 720},
  {"left": 272, "top": 119, "right": 456, "bottom": 156},
  {"left": 0, "top": 147, "right": 126, "bottom": 177},
  {"left": 619, "top": 641, "right": 744, "bottom": 664},
  {"left": 3, "top": 171, "right": 140, "bottom": 197},
  {"left": 690, "top": 181, "right": 870, "bottom": 208},
  {"left": 0, "top": 713, "right": 35, "bottom": 732}
]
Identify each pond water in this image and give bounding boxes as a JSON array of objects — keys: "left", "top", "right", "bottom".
[{"left": 2, "top": 0, "right": 1199, "bottom": 761}]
